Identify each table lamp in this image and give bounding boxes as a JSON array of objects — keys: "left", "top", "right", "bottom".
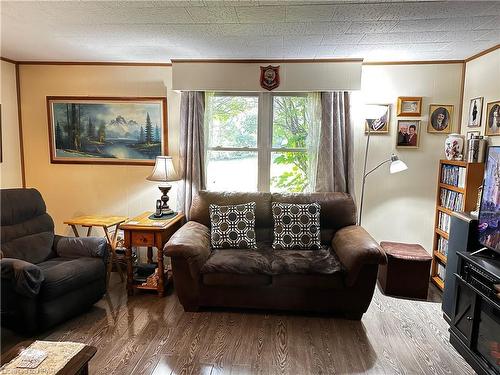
[{"left": 147, "top": 156, "right": 179, "bottom": 217}]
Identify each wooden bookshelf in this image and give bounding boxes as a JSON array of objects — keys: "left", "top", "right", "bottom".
[{"left": 430, "top": 160, "right": 484, "bottom": 291}]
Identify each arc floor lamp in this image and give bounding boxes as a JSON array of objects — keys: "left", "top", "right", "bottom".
[{"left": 358, "top": 124, "right": 408, "bottom": 225}]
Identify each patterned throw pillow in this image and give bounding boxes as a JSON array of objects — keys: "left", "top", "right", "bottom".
[
  {"left": 209, "top": 202, "right": 257, "bottom": 249},
  {"left": 272, "top": 202, "right": 321, "bottom": 250}
]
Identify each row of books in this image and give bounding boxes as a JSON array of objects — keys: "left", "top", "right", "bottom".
[
  {"left": 440, "top": 188, "right": 464, "bottom": 211},
  {"left": 437, "top": 236, "right": 449, "bottom": 257},
  {"left": 437, "top": 263, "right": 447, "bottom": 280},
  {"left": 437, "top": 212, "right": 451, "bottom": 233},
  {"left": 441, "top": 165, "right": 466, "bottom": 188}
]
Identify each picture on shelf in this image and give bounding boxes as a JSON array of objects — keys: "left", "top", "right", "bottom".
[
  {"left": 428, "top": 104, "right": 453, "bottom": 134},
  {"left": 468, "top": 97, "right": 483, "bottom": 127},
  {"left": 47, "top": 97, "right": 167, "bottom": 165},
  {"left": 396, "top": 120, "right": 420, "bottom": 148},
  {"left": 364, "top": 104, "right": 390, "bottom": 133},
  {"left": 467, "top": 130, "right": 480, "bottom": 140},
  {"left": 485, "top": 100, "right": 500, "bottom": 136},
  {"left": 397, "top": 97, "right": 422, "bottom": 116}
]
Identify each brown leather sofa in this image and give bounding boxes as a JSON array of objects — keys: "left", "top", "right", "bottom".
[{"left": 165, "top": 191, "right": 386, "bottom": 319}]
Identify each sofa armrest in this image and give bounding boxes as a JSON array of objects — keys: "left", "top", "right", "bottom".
[
  {"left": 53, "top": 235, "right": 109, "bottom": 260},
  {"left": 165, "top": 221, "right": 211, "bottom": 277},
  {"left": 332, "top": 225, "right": 387, "bottom": 286},
  {"left": 1, "top": 258, "right": 45, "bottom": 298}
]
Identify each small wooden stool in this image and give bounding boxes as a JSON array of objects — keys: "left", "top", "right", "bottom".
[{"left": 378, "top": 241, "right": 432, "bottom": 300}]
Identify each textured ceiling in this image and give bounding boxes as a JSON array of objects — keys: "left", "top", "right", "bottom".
[{"left": 1, "top": 1, "right": 499, "bottom": 62}]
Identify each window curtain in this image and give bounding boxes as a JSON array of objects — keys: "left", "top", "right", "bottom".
[
  {"left": 177, "top": 91, "right": 205, "bottom": 219},
  {"left": 314, "top": 91, "right": 355, "bottom": 199},
  {"left": 306, "top": 92, "right": 322, "bottom": 192}
]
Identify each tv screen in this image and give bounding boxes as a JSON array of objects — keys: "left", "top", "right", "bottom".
[{"left": 478, "top": 146, "right": 500, "bottom": 253}]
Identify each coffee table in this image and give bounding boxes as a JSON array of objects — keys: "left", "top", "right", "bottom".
[{"left": 1, "top": 341, "right": 96, "bottom": 375}]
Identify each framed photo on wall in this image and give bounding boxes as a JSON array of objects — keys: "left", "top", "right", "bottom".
[
  {"left": 428, "top": 104, "right": 453, "bottom": 134},
  {"left": 485, "top": 100, "right": 500, "bottom": 136},
  {"left": 467, "top": 130, "right": 481, "bottom": 140},
  {"left": 468, "top": 97, "right": 483, "bottom": 128},
  {"left": 47, "top": 96, "right": 168, "bottom": 165},
  {"left": 364, "top": 104, "right": 390, "bottom": 134},
  {"left": 396, "top": 120, "right": 420, "bottom": 149},
  {"left": 397, "top": 97, "right": 422, "bottom": 116}
]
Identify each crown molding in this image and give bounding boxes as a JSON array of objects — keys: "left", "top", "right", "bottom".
[
  {"left": 171, "top": 58, "right": 364, "bottom": 64},
  {"left": 363, "top": 60, "right": 464, "bottom": 66},
  {"left": 1, "top": 56, "right": 18, "bottom": 64},
  {"left": 464, "top": 44, "right": 500, "bottom": 63}
]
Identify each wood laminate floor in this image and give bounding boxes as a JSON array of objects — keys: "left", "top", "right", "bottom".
[{"left": 1, "top": 274, "right": 473, "bottom": 375}]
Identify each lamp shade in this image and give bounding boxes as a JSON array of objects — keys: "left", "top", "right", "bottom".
[
  {"left": 146, "top": 156, "right": 179, "bottom": 182},
  {"left": 389, "top": 154, "right": 408, "bottom": 174}
]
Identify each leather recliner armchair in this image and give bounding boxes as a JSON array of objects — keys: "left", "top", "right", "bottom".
[{"left": 1, "top": 188, "right": 108, "bottom": 333}]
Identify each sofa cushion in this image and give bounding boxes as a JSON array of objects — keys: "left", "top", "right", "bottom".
[
  {"left": 201, "top": 244, "right": 343, "bottom": 276},
  {"left": 272, "top": 202, "right": 321, "bottom": 250},
  {"left": 272, "top": 273, "right": 344, "bottom": 289},
  {"left": 202, "top": 273, "right": 271, "bottom": 287},
  {"left": 209, "top": 202, "right": 257, "bottom": 249},
  {"left": 37, "top": 257, "right": 105, "bottom": 301}
]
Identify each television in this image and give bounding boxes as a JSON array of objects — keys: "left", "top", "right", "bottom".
[{"left": 478, "top": 146, "right": 500, "bottom": 253}]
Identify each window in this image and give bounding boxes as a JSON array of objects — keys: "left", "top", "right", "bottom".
[{"left": 205, "top": 92, "right": 314, "bottom": 193}]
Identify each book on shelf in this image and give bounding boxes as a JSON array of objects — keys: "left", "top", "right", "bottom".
[
  {"left": 439, "top": 188, "right": 464, "bottom": 211},
  {"left": 437, "top": 263, "right": 446, "bottom": 280},
  {"left": 440, "top": 164, "right": 466, "bottom": 188},
  {"left": 437, "top": 211, "right": 451, "bottom": 233},
  {"left": 437, "top": 236, "right": 449, "bottom": 256}
]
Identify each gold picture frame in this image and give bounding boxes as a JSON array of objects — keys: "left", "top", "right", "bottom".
[
  {"left": 396, "top": 120, "right": 420, "bottom": 149},
  {"left": 364, "top": 104, "right": 390, "bottom": 134},
  {"left": 428, "top": 104, "right": 453, "bottom": 134},
  {"left": 485, "top": 100, "right": 500, "bottom": 136},
  {"left": 397, "top": 97, "right": 422, "bottom": 116}
]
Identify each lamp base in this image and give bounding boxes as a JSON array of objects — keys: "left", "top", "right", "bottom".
[{"left": 157, "top": 185, "right": 173, "bottom": 216}]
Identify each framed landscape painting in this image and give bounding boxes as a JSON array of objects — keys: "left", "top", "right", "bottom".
[{"left": 47, "top": 97, "right": 167, "bottom": 165}]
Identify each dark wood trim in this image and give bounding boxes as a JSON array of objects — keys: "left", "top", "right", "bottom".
[
  {"left": 17, "top": 61, "right": 172, "bottom": 67},
  {"left": 15, "top": 64, "right": 26, "bottom": 187},
  {"left": 458, "top": 62, "right": 466, "bottom": 134},
  {"left": 171, "top": 58, "right": 363, "bottom": 64},
  {"left": 465, "top": 44, "right": 500, "bottom": 63},
  {"left": 46, "top": 96, "right": 168, "bottom": 166},
  {"left": 1, "top": 56, "right": 18, "bottom": 64},
  {"left": 363, "top": 60, "right": 464, "bottom": 66}
]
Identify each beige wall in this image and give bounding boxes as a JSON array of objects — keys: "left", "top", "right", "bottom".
[
  {"left": 461, "top": 48, "right": 500, "bottom": 147},
  {"left": 0, "top": 60, "right": 23, "bottom": 188},
  {"left": 18, "top": 62, "right": 465, "bottom": 252},
  {"left": 18, "top": 65, "right": 180, "bottom": 234},
  {"left": 355, "top": 63, "right": 463, "bottom": 252}
]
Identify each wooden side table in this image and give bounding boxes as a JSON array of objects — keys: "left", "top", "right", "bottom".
[
  {"left": 64, "top": 215, "right": 128, "bottom": 286},
  {"left": 120, "top": 212, "right": 185, "bottom": 297}
]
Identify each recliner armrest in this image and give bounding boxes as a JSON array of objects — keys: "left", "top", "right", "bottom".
[
  {"left": 332, "top": 225, "right": 387, "bottom": 286},
  {"left": 53, "top": 235, "right": 108, "bottom": 260},
  {"left": 165, "top": 221, "right": 211, "bottom": 277},
  {"left": 1, "top": 258, "right": 45, "bottom": 298}
]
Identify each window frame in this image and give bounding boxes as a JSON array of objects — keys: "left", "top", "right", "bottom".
[{"left": 205, "top": 91, "right": 310, "bottom": 193}]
